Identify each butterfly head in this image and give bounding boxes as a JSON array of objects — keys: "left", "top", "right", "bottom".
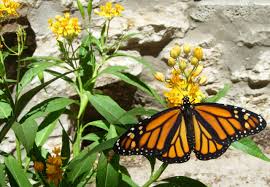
[{"left": 182, "top": 96, "right": 191, "bottom": 105}]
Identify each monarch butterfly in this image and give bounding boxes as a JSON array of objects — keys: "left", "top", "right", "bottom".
[{"left": 113, "top": 96, "right": 267, "bottom": 163}]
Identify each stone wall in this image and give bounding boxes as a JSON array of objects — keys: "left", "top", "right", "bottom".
[{"left": 2, "top": 0, "right": 270, "bottom": 186}]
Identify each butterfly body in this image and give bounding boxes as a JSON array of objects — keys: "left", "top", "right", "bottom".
[{"left": 114, "top": 97, "right": 266, "bottom": 163}]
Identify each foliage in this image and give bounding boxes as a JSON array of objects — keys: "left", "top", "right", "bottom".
[{"left": 0, "top": 0, "right": 268, "bottom": 187}]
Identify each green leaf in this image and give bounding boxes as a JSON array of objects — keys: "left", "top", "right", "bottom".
[
  {"left": 0, "top": 72, "right": 72, "bottom": 143},
  {"left": 17, "top": 62, "right": 57, "bottom": 95},
  {"left": 65, "top": 145, "right": 97, "bottom": 185},
  {"left": 78, "top": 91, "right": 89, "bottom": 119},
  {"left": 99, "top": 66, "right": 128, "bottom": 76},
  {"left": 106, "top": 125, "right": 118, "bottom": 140},
  {"left": 83, "top": 120, "right": 109, "bottom": 131},
  {"left": 45, "top": 69, "right": 73, "bottom": 83},
  {"left": 83, "top": 137, "right": 118, "bottom": 159},
  {"left": 0, "top": 101, "right": 12, "bottom": 119},
  {"left": 96, "top": 153, "right": 120, "bottom": 187},
  {"left": 87, "top": 93, "right": 137, "bottom": 124},
  {"left": 0, "top": 163, "right": 5, "bottom": 187},
  {"left": 77, "top": 0, "right": 85, "bottom": 19},
  {"left": 20, "top": 97, "right": 74, "bottom": 123},
  {"left": 204, "top": 84, "right": 230, "bottom": 103},
  {"left": 12, "top": 120, "right": 38, "bottom": 153},
  {"left": 82, "top": 133, "right": 100, "bottom": 142},
  {"left": 87, "top": 0, "right": 93, "bottom": 21},
  {"left": 118, "top": 107, "right": 158, "bottom": 122},
  {"left": 61, "top": 128, "right": 71, "bottom": 166},
  {"left": 154, "top": 176, "right": 207, "bottom": 187},
  {"left": 232, "top": 137, "right": 270, "bottom": 162},
  {"left": 4, "top": 156, "right": 32, "bottom": 187},
  {"left": 35, "top": 110, "right": 63, "bottom": 146},
  {"left": 120, "top": 173, "right": 139, "bottom": 187}
]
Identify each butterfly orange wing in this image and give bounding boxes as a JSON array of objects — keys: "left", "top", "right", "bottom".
[
  {"left": 114, "top": 107, "right": 183, "bottom": 157},
  {"left": 157, "top": 115, "right": 191, "bottom": 163},
  {"left": 192, "top": 103, "right": 266, "bottom": 160}
]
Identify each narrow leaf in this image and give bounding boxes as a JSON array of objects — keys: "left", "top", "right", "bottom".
[
  {"left": 35, "top": 110, "right": 63, "bottom": 146},
  {"left": 204, "top": 84, "right": 230, "bottom": 103},
  {"left": 12, "top": 120, "right": 38, "bottom": 153},
  {"left": 20, "top": 97, "right": 74, "bottom": 123},
  {"left": 17, "top": 62, "right": 56, "bottom": 95},
  {"left": 96, "top": 153, "right": 120, "bottom": 187},
  {"left": 120, "top": 173, "right": 139, "bottom": 187},
  {"left": 87, "top": 93, "right": 137, "bottom": 124},
  {"left": 84, "top": 120, "right": 109, "bottom": 131},
  {"left": 77, "top": 0, "right": 85, "bottom": 19},
  {"left": 65, "top": 145, "right": 97, "bottom": 184},
  {"left": 61, "top": 129, "right": 71, "bottom": 166},
  {"left": 82, "top": 133, "right": 100, "bottom": 142},
  {"left": 0, "top": 163, "right": 5, "bottom": 187},
  {"left": 0, "top": 102, "right": 12, "bottom": 119},
  {"left": 4, "top": 156, "right": 32, "bottom": 187},
  {"left": 87, "top": 0, "right": 93, "bottom": 21},
  {"left": 232, "top": 137, "right": 270, "bottom": 162}
]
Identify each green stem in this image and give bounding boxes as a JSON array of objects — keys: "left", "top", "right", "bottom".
[
  {"left": 15, "top": 137, "right": 22, "bottom": 166},
  {"left": 142, "top": 163, "right": 168, "bottom": 187}
]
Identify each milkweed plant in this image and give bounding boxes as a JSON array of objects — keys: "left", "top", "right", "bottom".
[{"left": 0, "top": 0, "right": 269, "bottom": 186}]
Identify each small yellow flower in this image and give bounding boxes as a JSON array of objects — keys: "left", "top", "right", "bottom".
[
  {"left": 0, "top": 0, "right": 20, "bottom": 18},
  {"left": 154, "top": 72, "right": 165, "bottom": 82},
  {"left": 167, "top": 57, "right": 176, "bottom": 67},
  {"left": 48, "top": 13, "right": 81, "bottom": 40},
  {"left": 95, "top": 2, "right": 124, "bottom": 19},
  {"left": 183, "top": 44, "right": 191, "bottom": 55},
  {"left": 193, "top": 47, "right": 203, "bottom": 60},
  {"left": 34, "top": 161, "right": 44, "bottom": 172},
  {"left": 170, "top": 44, "right": 181, "bottom": 59}
]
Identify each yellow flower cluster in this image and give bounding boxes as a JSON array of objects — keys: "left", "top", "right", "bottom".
[
  {"left": 0, "top": 0, "right": 20, "bottom": 18},
  {"left": 46, "top": 147, "right": 63, "bottom": 186},
  {"left": 154, "top": 44, "right": 206, "bottom": 107},
  {"left": 48, "top": 13, "right": 81, "bottom": 40},
  {"left": 94, "top": 2, "right": 124, "bottom": 19}
]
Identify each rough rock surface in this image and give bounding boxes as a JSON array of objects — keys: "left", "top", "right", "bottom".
[{"left": 1, "top": 0, "right": 270, "bottom": 186}]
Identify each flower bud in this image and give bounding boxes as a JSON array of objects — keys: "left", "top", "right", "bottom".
[
  {"left": 179, "top": 60, "right": 187, "bottom": 70},
  {"left": 154, "top": 72, "right": 165, "bottom": 82},
  {"left": 183, "top": 44, "right": 191, "bottom": 55},
  {"left": 170, "top": 44, "right": 181, "bottom": 58},
  {"left": 193, "top": 47, "right": 203, "bottom": 60},
  {"left": 192, "top": 64, "right": 203, "bottom": 77},
  {"left": 167, "top": 57, "right": 176, "bottom": 67},
  {"left": 190, "top": 57, "right": 198, "bottom": 66},
  {"left": 199, "top": 75, "right": 207, "bottom": 85}
]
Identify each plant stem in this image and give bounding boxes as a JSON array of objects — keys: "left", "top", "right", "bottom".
[{"left": 142, "top": 162, "right": 168, "bottom": 187}]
